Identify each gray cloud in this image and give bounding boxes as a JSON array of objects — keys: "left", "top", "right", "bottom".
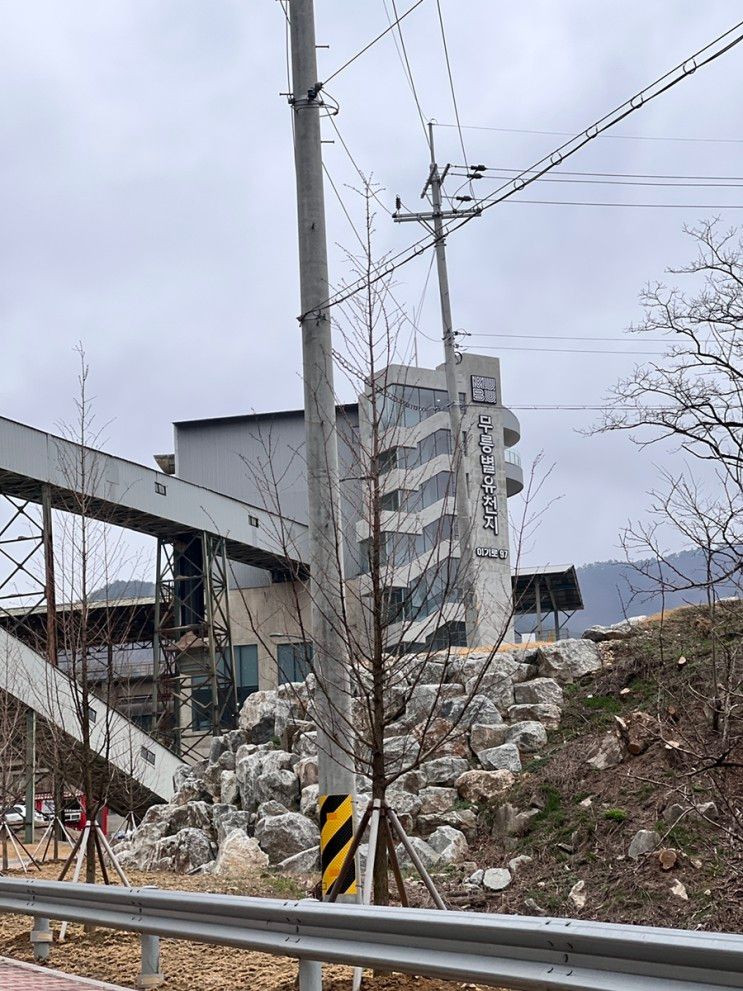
[{"left": 1, "top": 0, "right": 740, "bottom": 567}]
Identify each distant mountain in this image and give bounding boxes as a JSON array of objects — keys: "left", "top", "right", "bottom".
[
  {"left": 92, "top": 556, "right": 739, "bottom": 639},
  {"left": 572, "top": 548, "right": 740, "bottom": 633},
  {"left": 89, "top": 579, "right": 156, "bottom": 602}
]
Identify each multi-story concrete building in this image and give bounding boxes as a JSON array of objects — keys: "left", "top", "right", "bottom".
[
  {"left": 356, "top": 353, "right": 522, "bottom": 650},
  {"left": 169, "top": 352, "right": 522, "bottom": 679}
]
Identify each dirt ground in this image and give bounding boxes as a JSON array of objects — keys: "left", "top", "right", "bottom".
[{"left": 0, "top": 862, "right": 494, "bottom": 991}]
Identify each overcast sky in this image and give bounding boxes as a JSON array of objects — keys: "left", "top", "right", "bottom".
[{"left": 2, "top": 1, "right": 742, "bottom": 569}]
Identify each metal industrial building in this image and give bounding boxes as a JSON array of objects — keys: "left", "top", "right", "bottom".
[
  {"left": 0, "top": 353, "right": 582, "bottom": 769},
  {"left": 163, "top": 352, "right": 530, "bottom": 687}
]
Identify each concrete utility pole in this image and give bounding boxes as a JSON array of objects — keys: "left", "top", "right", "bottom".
[
  {"left": 394, "top": 124, "right": 482, "bottom": 645},
  {"left": 288, "top": 0, "right": 355, "bottom": 853}
]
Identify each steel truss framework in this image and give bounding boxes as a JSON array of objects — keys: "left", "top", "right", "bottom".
[
  {"left": 154, "top": 532, "right": 238, "bottom": 760},
  {"left": 0, "top": 490, "right": 238, "bottom": 763}
]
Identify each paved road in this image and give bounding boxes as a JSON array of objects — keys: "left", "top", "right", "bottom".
[{"left": 0, "top": 959, "right": 127, "bottom": 990}]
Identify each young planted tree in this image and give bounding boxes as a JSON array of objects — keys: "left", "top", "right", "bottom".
[
  {"left": 36, "top": 348, "right": 150, "bottom": 883},
  {"left": 233, "top": 186, "right": 549, "bottom": 903},
  {"left": 0, "top": 641, "right": 31, "bottom": 863}
]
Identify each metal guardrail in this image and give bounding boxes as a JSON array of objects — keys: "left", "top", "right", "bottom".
[{"left": 1, "top": 878, "right": 742, "bottom": 990}]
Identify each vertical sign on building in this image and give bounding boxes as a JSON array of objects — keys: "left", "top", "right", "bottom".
[
  {"left": 471, "top": 375, "right": 508, "bottom": 561},
  {"left": 478, "top": 413, "right": 498, "bottom": 534}
]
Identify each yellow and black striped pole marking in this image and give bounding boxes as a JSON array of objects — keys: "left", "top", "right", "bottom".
[{"left": 319, "top": 794, "right": 356, "bottom": 896}]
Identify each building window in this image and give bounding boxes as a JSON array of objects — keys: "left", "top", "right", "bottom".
[
  {"left": 418, "top": 428, "right": 452, "bottom": 464},
  {"left": 234, "top": 644, "right": 259, "bottom": 706},
  {"left": 380, "top": 489, "right": 401, "bottom": 512},
  {"left": 191, "top": 678, "right": 214, "bottom": 732},
  {"left": 422, "top": 514, "right": 457, "bottom": 551},
  {"left": 380, "top": 385, "right": 456, "bottom": 430},
  {"left": 278, "top": 642, "right": 313, "bottom": 685},
  {"left": 155, "top": 481, "right": 167, "bottom": 496},
  {"left": 426, "top": 621, "right": 467, "bottom": 650},
  {"left": 140, "top": 746, "right": 156, "bottom": 766},
  {"left": 380, "top": 489, "right": 418, "bottom": 512},
  {"left": 420, "top": 470, "right": 455, "bottom": 510}
]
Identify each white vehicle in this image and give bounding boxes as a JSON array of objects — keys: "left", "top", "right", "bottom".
[{"left": 1, "top": 805, "right": 48, "bottom": 829}]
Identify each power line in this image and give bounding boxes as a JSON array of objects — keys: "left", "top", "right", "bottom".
[
  {"left": 434, "top": 0, "right": 471, "bottom": 197},
  {"left": 451, "top": 173, "right": 743, "bottom": 190},
  {"left": 507, "top": 404, "right": 676, "bottom": 411},
  {"left": 327, "top": 114, "right": 392, "bottom": 216},
  {"left": 498, "top": 198, "right": 743, "bottom": 209},
  {"left": 452, "top": 166, "right": 743, "bottom": 182},
  {"left": 476, "top": 20, "right": 743, "bottom": 210},
  {"left": 324, "top": 0, "right": 428, "bottom": 85},
  {"left": 321, "top": 158, "right": 435, "bottom": 361},
  {"left": 383, "top": 0, "right": 429, "bottom": 143},
  {"left": 435, "top": 123, "right": 743, "bottom": 144},
  {"left": 307, "top": 17, "right": 743, "bottom": 318},
  {"left": 470, "top": 344, "right": 669, "bottom": 355},
  {"left": 466, "top": 332, "right": 691, "bottom": 343}
]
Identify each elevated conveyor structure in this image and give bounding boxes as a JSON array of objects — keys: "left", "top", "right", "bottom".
[
  {"left": 0, "top": 415, "right": 309, "bottom": 763},
  {"left": 0, "top": 626, "right": 183, "bottom": 812}
]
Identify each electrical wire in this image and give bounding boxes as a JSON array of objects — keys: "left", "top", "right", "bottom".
[
  {"left": 452, "top": 166, "right": 743, "bottom": 182},
  {"left": 303, "top": 17, "right": 743, "bottom": 318},
  {"left": 322, "top": 159, "right": 435, "bottom": 361},
  {"left": 450, "top": 173, "right": 743, "bottom": 190},
  {"left": 507, "top": 404, "right": 676, "bottom": 411},
  {"left": 324, "top": 0, "right": 428, "bottom": 85},
  {"left": 326, "top": 114, "right": 393, "bottom": 216},
  {"left": 498, "top": 198, "right": 743, "bottom": 209},
  {"left": 435, "top": 123, "right": 743, "bottom": 144},
  {"left": 470, "top": 344, "right": 669, "bottom": 355},
  {"left": 466, "top": 332, "right": 693, "bottom": 342},
  {"left": 384, "top": 0, "right": 429, "bottom": 144},
  {"left": 476, "top": 20, "right": 743, "bottom": 210},
  {"left": 434, "top": 0, "right": 472, "bottom": 196}
]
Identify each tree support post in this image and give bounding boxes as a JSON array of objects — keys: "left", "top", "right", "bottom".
[
  {"left": 24, "top": 709, "right": 36, "bottom": 845},
  {"left": 298, "top": 958, "right": 322, "bottom": 991},
  {"left": 137, "top": 933, "right": 164, "bottom": 989},
  {"left": 30, "top": 917, "right": 52, "bottom": 963}
]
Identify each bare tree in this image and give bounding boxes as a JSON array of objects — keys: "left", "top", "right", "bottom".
[
  {"left": 35, "top": 347, "right": 150, "bottom": 882},
  {"left": 595, "top": 221, "right": 743, "bottom": 836},
  {"left": 595, "top": 219, "right": 741, "bottom": 665},
  {"left": 0, "top": 641, "right": 30, "bottom": 842},
  {"left": 232, "top": 185, "right": 550, "bottom": 903},
  {"left": 598, "top": 219, "right": 742, "bottom": 497}
]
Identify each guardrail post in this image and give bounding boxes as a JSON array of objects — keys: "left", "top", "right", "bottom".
[
  {"left": 298, "top": 958, "right": 322, "bottom": 991},
  {"left": 137, "top": 933, "right": 164, "bottom": 989},
  {"left": 30, "top": 917, "right": 52, "bottom": 962}
]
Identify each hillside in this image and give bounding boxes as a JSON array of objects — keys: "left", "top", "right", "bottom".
[{"left": 447, "top": 598, "right": 743, "bottom": 930}]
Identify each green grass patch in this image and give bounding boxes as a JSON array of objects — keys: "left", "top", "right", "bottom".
[
  {"left": 603, "top": 808, "right": 628, "bottom": 823},
  {"left": 583, "top": 695, "right": 621, "bottom": 715}
]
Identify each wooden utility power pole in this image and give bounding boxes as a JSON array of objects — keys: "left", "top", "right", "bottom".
[
  {"left": 288, "top": 0, "right": 356, "bottom": 896},
  {"left": 394, "top": 124, "right": 483, "bottom": 645}
]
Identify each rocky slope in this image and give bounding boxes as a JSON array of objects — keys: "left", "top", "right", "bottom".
[
  {"left": 118, "top": 600, "right": 743, "bottom": 932},
  {"left": 117, "top": 637, "right": 606, "bottom": 876}
]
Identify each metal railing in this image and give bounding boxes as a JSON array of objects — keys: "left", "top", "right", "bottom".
[{"left": 1, "top": 878, "right": 742, "bottom": 990}]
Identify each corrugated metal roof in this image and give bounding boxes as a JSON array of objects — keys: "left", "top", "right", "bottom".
[
  {"left": 174, "top": 402, "right": 359, "bottom": 428},
  {"left": 512, "top": 564, "right": 583, "bottom": 613}
]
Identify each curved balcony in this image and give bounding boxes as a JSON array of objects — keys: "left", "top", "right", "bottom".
[
  {"left": 502, "top": 407, "right": 521, "bottom": 448},
  {"left": 505, "top": 448, "right": 524, "bottom": 496}
]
